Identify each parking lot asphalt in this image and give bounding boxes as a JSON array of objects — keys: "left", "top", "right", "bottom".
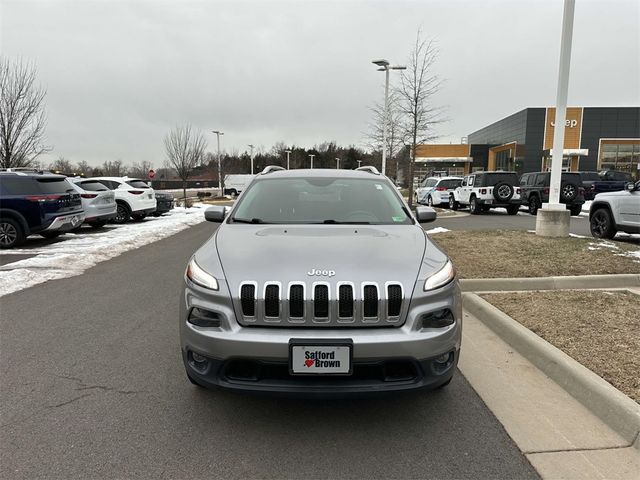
[{"left": 0, "top": 221, "right": 538, "bottom": 479}]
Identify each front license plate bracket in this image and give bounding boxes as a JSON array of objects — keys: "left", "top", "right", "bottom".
[{"left": 289, "top": 339, "right": 353, "bottom": 376}]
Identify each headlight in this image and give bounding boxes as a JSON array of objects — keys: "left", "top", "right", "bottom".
[
  {"left": 186, "top": 257, "right": 219, "bottom": 290},
  {"left": 424, "top": 260, "right": 455, "bottom": 291}
]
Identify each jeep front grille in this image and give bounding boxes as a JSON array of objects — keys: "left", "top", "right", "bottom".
[{"left": 236, "top": 281, "right": 405, "bottom": 327}]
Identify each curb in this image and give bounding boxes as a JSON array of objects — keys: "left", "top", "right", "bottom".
[
  {"left": 460, "top": 274, "right": 640, "bottom": 292},
  {"left": 463, "top": 292, "right": 640, "bottom": 450}
]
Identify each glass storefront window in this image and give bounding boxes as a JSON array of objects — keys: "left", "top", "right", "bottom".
[{"left": 598, "top": 142, "right": 640, "bottom": 178}]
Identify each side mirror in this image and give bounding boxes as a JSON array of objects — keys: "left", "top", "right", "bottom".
[
  {"left": 415, "top": 206, "right": 437, "bottom": 223},
  {"left": 625, "top": 182, "right": 635, "bottom": 192},
  {"left": 204, "top": 206, "right": 227, "bottom": 223}
]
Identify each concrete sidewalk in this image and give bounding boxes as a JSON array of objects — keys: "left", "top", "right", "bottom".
[{"left": 459, "top": 310, "right": 640, "bottom": 479}]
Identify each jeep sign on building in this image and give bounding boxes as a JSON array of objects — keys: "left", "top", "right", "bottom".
[{"left": 415, "top": 107, "right": 639, "bottom": 179}]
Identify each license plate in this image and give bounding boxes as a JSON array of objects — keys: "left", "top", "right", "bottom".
[
  {"left": 485, "top": 199, "right": 493, "bottom": 204},
  {"left": 289, "top": 341, "right": 352, "bottom": 375}
]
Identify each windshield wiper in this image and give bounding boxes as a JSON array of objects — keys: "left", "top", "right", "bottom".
[
  {"left": 232, "top": 217, "right": 269, "bottom": 224},
  {"left": 321, "top": 220, "right": 371, "bottom": 224}
]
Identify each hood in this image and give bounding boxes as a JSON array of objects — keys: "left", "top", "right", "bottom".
[{"left": 203, "top": 224, "right": 429, "bottom": 294}]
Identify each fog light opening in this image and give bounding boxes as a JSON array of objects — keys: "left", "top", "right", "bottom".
[
  {"left": 435, "top": 353, "right": 450, "bottom": 364},
  {"left": 188, "top": 351, "right": 210, "bottom": 373},
  {"left": 432, "top": 351, "right": 454, "bottom": 374}
]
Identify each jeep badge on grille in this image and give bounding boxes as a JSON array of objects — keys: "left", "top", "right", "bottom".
[{"left": 307, "top": 269, "right": 336, "bottom": 277}]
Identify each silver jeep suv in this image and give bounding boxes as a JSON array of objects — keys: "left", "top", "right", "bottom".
[{"left": 180, "top": 166, "right": 461, "bottom": 395}]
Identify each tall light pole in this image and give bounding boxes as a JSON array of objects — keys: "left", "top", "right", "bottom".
[
  {"left": 248, "top": 144, "right": 254, "bottom": 174},
  {"left": 372, "top": 59, "right": 406, "bottom": 177},
  {"left": 212, "top": 130, "right": 224, "bottom": 196},
  {"left": 336, "top": 157, "right": 340, "bottom": 169},
  {"left": 536, "top": 0, "right": 575, "bottom": 237},
  {"left": 284, "top": 150, "right": 292, "bottom": 169},
  {"left": 309, "top": 154, "right": 315, "bottom": 169}
]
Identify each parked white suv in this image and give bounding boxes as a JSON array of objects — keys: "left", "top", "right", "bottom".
[
  {"left": 416, "top": 177, "right": 463, "bottom": 207},
  {"left": 589, "top": 181, "right": 640, "bottom": 239},
  {"left": 90, "top": 177, "right": 156, "bottom": 223},
  {"left": 449, "top": 171, "right": 521, "bottom": 215}
]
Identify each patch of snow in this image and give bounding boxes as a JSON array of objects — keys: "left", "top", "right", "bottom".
[
  {"left": 426, "top": 227, "right": 450, "bottom": 234},
  {"left": 581, "top": 200, "right": 592, "bottom": 213},
  {"left": 0, "top": 204, "right": 207, "bottom": 297},
  {"left": 569, "top": 233, "right": 588, "bottom": 239}
]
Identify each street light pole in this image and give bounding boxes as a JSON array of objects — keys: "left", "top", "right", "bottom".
[
  {"left": 285, "top": 150, "right": 292, "bottom": 170},
  {"left": 248, "top": 144, "right": 254, "bottom": 174},
  {"left": 372, "top": 59, "right": 406, "bottom": 177},
  {"left": 309, "top": 154, "right": 315, "bottom": 169},
  {"left": 536, "top": 0, "right": 575, "bottom": 237},
  {"left": 212, "top": 130, "right": 224, "bottom": 196}
]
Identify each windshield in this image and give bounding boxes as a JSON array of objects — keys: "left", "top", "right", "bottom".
[{"left": 231, "top": 177, "right": 412, "bottom": 225}]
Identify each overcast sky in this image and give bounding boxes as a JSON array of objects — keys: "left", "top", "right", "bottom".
[{"left": 1, "top": 0, "right": 639, "bottom": 167}]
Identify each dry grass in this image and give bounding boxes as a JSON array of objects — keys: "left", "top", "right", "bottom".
[
  {"left": 482, "top": 291, "right": 640, "bottom": 403},
  {"left": 432, "top": 230, "right": 640, "bottom": 278}
]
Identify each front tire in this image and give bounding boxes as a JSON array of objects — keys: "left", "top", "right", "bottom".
[
  {"left": 0, "top": 218, "right": 25, "bottom": 249},
  {"left": 569, "top": 205, "right": 582, "bottom": 216},
  {"left": 590, "top": 208, "right": 616, "bottom": 239},
  {"left": 528, "top": 196, "right": 540, "bottom": 215}
]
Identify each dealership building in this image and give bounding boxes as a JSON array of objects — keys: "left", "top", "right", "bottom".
[{"left": 415, "top": 106, "right": 640, "bottom": 179}]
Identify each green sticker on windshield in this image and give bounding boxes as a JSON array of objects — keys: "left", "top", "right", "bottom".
[{"left": 392, "top": 216, "right": 405, "bottom": 222}]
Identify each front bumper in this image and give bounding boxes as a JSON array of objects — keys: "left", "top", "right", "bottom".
[{"left": 180, "top": 279, "right": 462, "bottom": 394}]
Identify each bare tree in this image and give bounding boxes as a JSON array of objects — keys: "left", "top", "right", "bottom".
[
  {"left": 397, "top": 32, "right": 444, "bottom": 207},
  {"left": 365, "top": 89, "right": 403, "bottom": 179},
  {"left": 129, "top": 160, "right": 153, "bottom": 179},
  {"left": 75, "top": 160, "right": 92, "bottom": 176},
  {"left": 164, "top": 124, "right": 207, "bottom": 204},
  {"left": 101, "top": 159, "right": 126, "bottom": 176},
  {"left": 0, "top": 57, "right": 50, "bottom": 168},
  {"left": 48, "top": 156, "right": 73, "bottom": 173}
]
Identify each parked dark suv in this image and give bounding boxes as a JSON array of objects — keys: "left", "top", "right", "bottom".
[
  {"left": 519, "top": 172, "right": 585, "bottom": 216},
  {"left": 0, "top": 171, "right": 84, "bottom": 248}
]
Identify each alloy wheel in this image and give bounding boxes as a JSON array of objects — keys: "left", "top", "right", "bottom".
[
  {"left": 591, "top": 211, "right": 608, "bottom": 237},
  {"left": 0, "top": 222, "right": 18, "bottom": 247}
]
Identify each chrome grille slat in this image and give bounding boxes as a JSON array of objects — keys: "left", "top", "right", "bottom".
[{"left": 236, "top": 281, "right": 404, "bottom": 327}]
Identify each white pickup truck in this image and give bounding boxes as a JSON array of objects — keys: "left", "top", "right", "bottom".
[{"left": 589, "top": 181, "right": 640, "bottom": 239}]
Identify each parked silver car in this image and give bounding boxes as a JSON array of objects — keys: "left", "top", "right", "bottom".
[
  {"left": 69, "top": 178, "right": 117, "bottom": 228},
  {"left": 180, "top": 166, "right": 461, "bottom": 395}
]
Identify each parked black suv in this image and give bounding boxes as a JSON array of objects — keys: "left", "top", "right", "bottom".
[
  {"left": 0, "top": 171, "right": 84, "bottom": 248},
  {"left": 519, "top": 172, "right": 585, "bottom": 216},
  {"left": 153, "top": 191, "right": 175, "bottom": 216}
]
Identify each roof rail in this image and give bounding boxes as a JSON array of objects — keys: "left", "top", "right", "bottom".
[
  {"left": 260, "top": 165, "right": 286, "bottom": 175},
  {"left": 355, "top": 166, "right": 381, "bottom": 175},
  {"left": 0, "top": 167, "right": 47, "bottom": 174}
]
